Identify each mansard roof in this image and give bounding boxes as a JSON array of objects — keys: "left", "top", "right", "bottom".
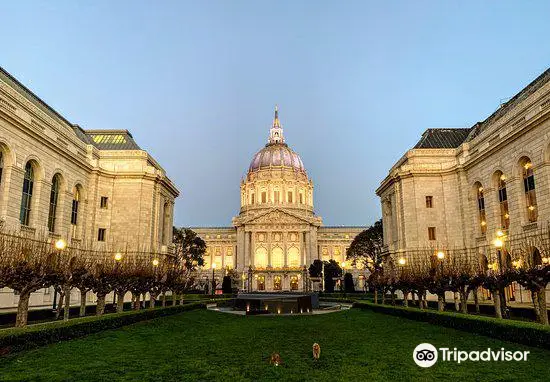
[
  {"left": 85, "top": 129, "right": 141, "bottom": 150},
  {"left": 414, "top": 128, "right": 471, "bottom": 149}
]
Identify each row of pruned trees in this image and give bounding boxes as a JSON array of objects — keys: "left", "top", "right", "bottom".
[
  {"left": 0, "top": 227, "right": 206, "bottom": 327},
  {"left": 347, "top": 220, "right": 550, "bottom": 325}
]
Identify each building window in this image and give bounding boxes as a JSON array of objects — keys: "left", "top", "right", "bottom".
[
  {"left": 287, "top": 191, "right": 293, "bottom": 203},
  {"left": 47, "top": 174, "right": 60, "bottom": 232},
  {"left": 425, "top": 196, "right": 433, "bottom": 208},
  {"left": 250, "top": 192, "right": 255, "bottom": 205},
  {"left": 522, "top": 159, "right": 537, "bottom": 222},
  {"left": 98, "top": 228, "right": 106, "bottom": 242},
  {"left": 273, "top": 276, "right": 282, "bottom": 291},
  {"left": 497, "top": 173, "right": 510, "bottom": 229},
  {"left": 0, "top": 151, "right": 3, "bottom": 185},
  {"left": 290, "top": 276, "right": 299, "bottom": 290},
  {"left": 71, "top": 188, "right": 80, "bottom": 225},
  {"left": 257, "top": 275, "right": 265, "bottom": 291},
  {"left": 299, "top": 192, "right": 304, "bottom": 204},
  {"left": 274, "top": 190, "right": 280, "bottom": 203},
  {"left": 20, "top": 162, "right": 34, "bottom": 226},
  {"left": 428, "top": 227, "right": 436, "bottom": 241},
  {"left": 100, "top": 196, "right": 108, "bottom": 208},
  {"left": 261, "top": 191, "right": 267, "bottom": 204},
  {"left": 271, "top": 247, "right": 284, "bottom": 268},
  {"left": 476, "top": 184, "right": 487, "bottom": 234}
]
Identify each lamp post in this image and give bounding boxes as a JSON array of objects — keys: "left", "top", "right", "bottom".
[
  {"left": 52, "top": 238, "right": 67, "bottom": 311},
  {"left": 341, "top": 262, "right": 346, "bottom": 293},
  {"left": 211, "top": 263, "right": 217, "bottom": 296},
  {"left": 113, "top": 252, "right": 122, "bottom": 306}
]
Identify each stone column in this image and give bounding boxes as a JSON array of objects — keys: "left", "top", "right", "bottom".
[
  {"left": 304, "top": 231, "right": 310, "bottom": 266},
  {"left": 283, "top": 231, "right": 288, "bottom": 267},
  {"left": 250, "top": 230, "right": 255, "bottom": 267}
]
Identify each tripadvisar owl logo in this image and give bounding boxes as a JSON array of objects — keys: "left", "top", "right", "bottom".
[{"left": 413, "top": 343, "right": 438, "bottom": 367}]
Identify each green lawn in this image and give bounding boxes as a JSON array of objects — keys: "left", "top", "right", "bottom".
[{"left": 0, "top": 309, "right": 548, "bottom": 381}]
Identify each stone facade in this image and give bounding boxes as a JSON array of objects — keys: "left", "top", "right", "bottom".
[
  {"left": 193, "top": 108, "right": 365, "bottom": 292},
  {"left": 376, "top": 68, "right": 550, "bottom": 304},
  {"left": 0, "top": 67, "right": 179, "bottom": 309}
]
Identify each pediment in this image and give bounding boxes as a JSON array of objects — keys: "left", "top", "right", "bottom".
[{"left": 236, "top": 208, "right": 320, "bottom": 226}]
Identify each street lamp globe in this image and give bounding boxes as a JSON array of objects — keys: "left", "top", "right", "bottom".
[
  {"left": 494, "top": 238, "right": 504, "bottom": 249},
  {"left": 212, "top": 263, "right": 217, "bottom": 270},
  {"left": 398, "top": 258, "right": 406, "bottom": 266},
  {"left": 114, "top": 252, "right": 123, "bottom": 261},
  {"left": 54, "top": 238, "right": 67, "bottom": 251},
  {"left": 152, "top": 258, "right": 160, "bottom": 267},
  {"left": 436, "top": 251, "right": 445, "bottom": 260}
]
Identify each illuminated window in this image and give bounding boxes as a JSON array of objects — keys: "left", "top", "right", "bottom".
[
  {"left": 288, "top": 247, "right": 300, "bottom": 267},
  {"left": 257, "top": 275, "right": 265, "bottom": 291},
  {"left": 290, "top": 276, "right": 299, "bottom": 290},
  {"left": 476, "top": 184, "right": 487, "bottom": 234},
  {"left": 20, "top": 162, "right": 34, "bottom": 226},
  {"left": 273, "top": 276, "right": 282, "bottom": 290},
  {"left": 521, "top": 158, "right": 537, "bottom": 222},
  {"left": 428, "top": 227, "right": 436, "bottom": 241},
  {"left": 496, "top": 173, "right": 509, "bottom": 229},
  {"left": 47, "top": 174, "right": 61, "bottom": 232},
  {"left": 255, "top": 247, "right": 268, "bottom": 268},
  {"left": 425, "top": 196, "right": 433, "bottom": 208},
  {"left": 271, "top": 247, "right": 284, "bottom": 268},
  {"left": 91, "top": 134, "right": 127, "bottom": 145}
]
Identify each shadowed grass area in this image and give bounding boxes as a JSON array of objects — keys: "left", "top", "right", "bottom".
[{"left": 0, "top": 308, "right": 548, "bottom": 381}]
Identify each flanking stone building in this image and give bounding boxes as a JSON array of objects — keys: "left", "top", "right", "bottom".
[
  {"left": 376, "top": 68, "right": 550, "bottom": 304},
  {"left": 193, "top": 108, "right": 365, "bottom": 292},
  {"left": 0, "top": 67, "right": 179, "bottom": 308}
]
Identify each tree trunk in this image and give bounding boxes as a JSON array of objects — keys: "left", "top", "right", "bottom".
[
  {"left": 437, "top": 294, "right": 445, "bottom": 312},
  {"left": 473, "top": 288, "right": 480, "bottom": 314},
  {"left": 63, "top": 285, "right": 71, "bottom": 321},
  {"left": 15, "top": 290, "right": 31, "bottom": 327},
  {"left": 381, "top": 290, "right": 386, "bottom": 305},
  {"left": 162, "top": 292, "right": 166, "bottom": 307},
  {"left": 453, "top": 292, "right": 460, "bottom": 312},
  {"left": 493, "top": 290, "right": 502, "bottom": 319},
  {"left": 403, "top": 292, "right": 409, "bottom": 307},
  {"left": 411, "top": 292, "right": 416, "bottom": 306},
  {"left": 459, "top": 290, "right": 468, "bottom": 314},
  {"left": 55, "top": 290, "right": 65, "bottom": 319},
  {"left": 537, "top": 289, "right": 548, "bottom": 326},
  {"left": 531, "top": 290, "right": 541, "bottom": 323},
  {"left": 142, "top": 293, "right": 147, "bottom": 309},
  {"left": 149, "top": 293, "right": 158, "bottom": 309},
  {"left": 96, "top": 293, "right": 107, "bottom": 316},
  {"left": 373, "top": 288, "right": 378, "bottom": 304},
  {"left": 132, "top": 292, "right": 140, "bottom": 310},
  {"left": 390, "top": 291, "right": 396, "bottom": 306},
  {"left": 499, "top": 287, "right": 508, "bottom": 318},
  {"left": 79, "top": 289, "right": 87, "bottom": 317},
  {"left": 117, "top": 291, "right": 126, "bottom": 313}
]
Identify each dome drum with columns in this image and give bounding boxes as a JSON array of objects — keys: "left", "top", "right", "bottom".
[{"left": 192, "top": 107, "right": 366, "bottom": 293}]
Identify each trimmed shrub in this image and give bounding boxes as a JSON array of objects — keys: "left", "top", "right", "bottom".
[
  {"left": 344, "top": 273, "right": 355, "bottom": 293},
  {"left": 0, "top": 302, "right": 207, "bottom": 356},
  {"left": 221, "top": 276, "right": 232, "bottom": 294},
  {"left": 354, "top": 301, "right": 550, "bottom": 350}
]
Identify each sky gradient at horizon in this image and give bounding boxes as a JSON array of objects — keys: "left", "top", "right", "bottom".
[{"left": 1, "top": 1, "right": 549, "bottom": 227}]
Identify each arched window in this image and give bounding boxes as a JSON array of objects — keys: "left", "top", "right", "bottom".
[
  {"left": 271, "top": 247, "right": 284, "bottom": 268},
  {"left": 0, "top": 151, "right": 4, "bottom": 185},
  {"left": 20, "top": 162, "right": 34, "bottom": 226},
  {"left": 250, "top": 192, "right": 255, "bottom": 205},
  {"left": 254, "top": 247, "right": 268, "bottom": 268},
  {"left": 521, "top": 158, "right": 537, "bottom": 222},
  {"left": 256, "top": 275, "right": 265, "bottom": 291},
  {"left": 288, "top": 247, "right": 300, "bottom": 267},
  {"left": 47, "top": 174, "right": 61, "bottom": 232},
  {"left": 495, "top": 172, "right": 509, "bottom": 229},
  {"left": 71, "top": 186, "right": 81, "bottom": 238},
  {"left": 290, "top": 276, "right": 299, "bottom": 290},
  {"left": 261, "top": 191, "right": 267, "bottom": 204},
  {"left": 475, "top": 183, "right": 486, "bottom": 234},
  {"left": 274, "top": 188, "right": 280, "bottom": 203}
]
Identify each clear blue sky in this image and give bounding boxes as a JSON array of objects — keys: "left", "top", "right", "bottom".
[{"left": 1, "top": 1, "right": 549, "bottom": 227}]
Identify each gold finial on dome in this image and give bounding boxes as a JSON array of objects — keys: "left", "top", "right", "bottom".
[
  {"left": 268, "top": 105, "right": 284, "bottom": 144},
  {"left": 273, "top": 105, "right": 280, "bottom": 128}
]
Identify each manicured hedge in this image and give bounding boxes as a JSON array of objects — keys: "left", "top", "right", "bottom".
[
  {"left": 0, "top": 302, "right": 208, "bottom": 356},
  {"left": 354, "top": 301, "right": 550, "bottom": 350}
]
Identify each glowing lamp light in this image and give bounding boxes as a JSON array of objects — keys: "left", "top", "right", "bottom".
[
  {"left": 524, "top": 162, "right": 532, "bottom": 170},
  {"left": 398, "top": 258, "right": 406, "bottom": 266},
  {"left": 504, "top": 213, "right": 510, "bottom": 219},
  {"left": 114, "top": 252, "right": 123, "bottom": 261},
  {"left": 212, "top": 263, "right": 217, "bottom": 269},
  {"left": 478, "top": 186, "right": 484, "bottom": 192},
  {"left": 542, "top": 257, "right": 549, "bottom": 264},
  {"left": 494, "top": 238, "right": 504, "bottom": 249},
  {"left": 341, "top": 261, "right": 346, "bottom": 269},
  {"left": 480, "top": 221, "right": 487, "bottom": 226},
  {"left": 500, "top": 174, "right": 506, "bottom": 181},
  {"left": 496, "top": 230, "right": 505, "bottom": 238},
  {"left": 277, "top": 308, "right": 281, "bottom": 314},
  {"left": 528, "top": 205, "right": 535, "bottom": 211},
  {"left": 436, "top": 251, "right": 445, "bottom": 260},
  {"left": 152, "top": 258, "right": 159, "bottom": 267},
  {"left": 54, "top": 239, "right": 67, "bottom": 251}
]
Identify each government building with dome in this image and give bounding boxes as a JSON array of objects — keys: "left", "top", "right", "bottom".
[{"left": 193, "top": 108, "right": 365, "bottom": 292}]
